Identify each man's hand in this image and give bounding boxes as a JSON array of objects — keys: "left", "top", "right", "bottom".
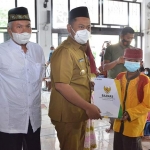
[
  {"left": 90, "top": 81, "right": 95, "bottom": 91},
  {"left": 85, "top": 104, "right": 102, "bottom": 120},
  {"left": 116, "top": 56, "right": 125, "bottom": 64},
  {"left": 46, "top": 61, "right": 50, "bottom": 66},
  {"left": 98, "top": 66, "right": 103, "bottom": 73}
]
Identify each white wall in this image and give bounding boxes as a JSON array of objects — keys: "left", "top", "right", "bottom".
[
  {"left": 36, "top": 0, "right": 150, "bottom": 67},
  {"left": 37, "top": 0, "right": 52, "bottom": 62},
  {"left": 142, "top": 0, "right": 150, "bottom": 68}
]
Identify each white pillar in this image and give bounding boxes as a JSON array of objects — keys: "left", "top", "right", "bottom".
[{"left": 37, "top": 0, "right": 52, "bottom": 62}]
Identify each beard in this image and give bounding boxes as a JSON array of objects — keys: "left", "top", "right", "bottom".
[{"left": 122, "top": 39, "right": 131, "bottom": 47}]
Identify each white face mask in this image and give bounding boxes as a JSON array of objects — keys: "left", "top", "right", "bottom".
[
  {"left": 11, "top": 32, "right": 31, "bottom": 44},
  {"left": 49, "top": 50, "right": 54, "bottom": 53},
  {"left": 71, "top": 27, "right": 91, "bottom": 44}
]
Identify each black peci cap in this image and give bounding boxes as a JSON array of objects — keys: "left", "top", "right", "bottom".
[
  {"left": 8, "top": 7, "right": 30, "bottom": 22},
  {"left": 68, "top": 6, "right": 90, "bottom": 23}
]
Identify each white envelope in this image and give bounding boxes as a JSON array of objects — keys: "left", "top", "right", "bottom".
[{"left": 94, "top": 78, "right": 122, "bottom": 118}]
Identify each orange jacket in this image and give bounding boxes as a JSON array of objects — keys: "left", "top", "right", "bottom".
[{"left": 113, "top": 72, "right": 150, "bottom": 137}]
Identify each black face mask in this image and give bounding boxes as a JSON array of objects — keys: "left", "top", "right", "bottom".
[{"left": 122, "top": 39, "right": 130, "bottom": 47}]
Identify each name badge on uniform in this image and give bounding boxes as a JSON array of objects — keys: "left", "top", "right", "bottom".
[
  {"left": 78, "top": 58, "right": 84, "bottom": 62},
  {"left": 80, "top": 69, "right": 86, "bottom": 75}
]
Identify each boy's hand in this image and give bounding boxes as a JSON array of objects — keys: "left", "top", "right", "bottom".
[{"left": 121, "top": 111, "right": 129, "bottom": 121}]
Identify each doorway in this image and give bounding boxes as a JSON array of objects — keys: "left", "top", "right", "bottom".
[
  {"left": 53, "top": 33, "right": 140, "bottom": 68},
  {"left": 57, "top": 34, "right": 119, "bottom": 67}
]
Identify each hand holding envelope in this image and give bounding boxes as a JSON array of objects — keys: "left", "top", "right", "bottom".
[{"left": 85, "top": 103, "right": 102, "bottom": 120}]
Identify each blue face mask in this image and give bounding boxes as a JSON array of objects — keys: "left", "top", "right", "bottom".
[
  {"left": 144, "top": 71, "right": 148, "bottom": 75},
  {"left": 124, "top": 61, "right": 140, "bottom": 72}
]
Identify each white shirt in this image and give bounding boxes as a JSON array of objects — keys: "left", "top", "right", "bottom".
[{"left": 0, "top": 39, "right": 45, "bottom": 133}]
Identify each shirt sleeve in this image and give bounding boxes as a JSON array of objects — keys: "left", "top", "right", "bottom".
[
  {"left": 0, "top": 56, "right": 1, "bottom": 69},
  {"left": 49, "top": 52, "right": 53, "bottom": 62},
  {"left": 127, "top": 80, "right": 150, "bottom": 121},
  {"left": 51, "top": 48, "right": 73, "bottom": 84},
  {"left": 104, "top": 46, "right": 112, "bottom": 61},
  {"left": 47, "top": 53, "right": 50, "bottom": 62},
  {"left": 41, "top": 47, "right": 46, "bottom": 79},
  {"left": 0, "top": 45, "right": 2, "bottom": 69}
]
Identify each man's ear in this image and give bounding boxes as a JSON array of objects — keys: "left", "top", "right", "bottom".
[
  {"left": 120, "top": 35, "right": 124, "bottom": 40},
  {"left": 67, "top": 24, "right": 71, "bottom": 33},
  {"left": 7, "top": 26, "right": 11, "bottom": 33},
  {"left": 7, "top": 27, "right": 12, "bottom": 38}
]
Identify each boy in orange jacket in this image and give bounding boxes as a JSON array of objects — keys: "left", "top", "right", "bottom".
[{"left": 113, "top": 48, "right": 150, "bottom": 150}]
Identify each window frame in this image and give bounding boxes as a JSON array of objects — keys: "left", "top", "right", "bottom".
[
  {"left": 101, "top": 0, "right": 141, "bottom": 32},
  {"left": 0, "top": 31, "right": 38, "bottom": 43},
  {"left": 0, "top": 0, "right": 37, "bottom": 30},
  {"left": 51, "top": 0, "right": 141, "bottom": 32},
  {"left": 69, "top": 0, "right": 100, "bottom": 25},
  {"left": 102, "top": 0, "right": 129, "bottom": 26},
  {"left": 51, "top": 0, "right": 100, "bottom": 29}
]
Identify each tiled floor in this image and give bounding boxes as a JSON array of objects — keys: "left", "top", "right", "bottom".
[{"left": 40, "top": 91, "right": 150, "bottom": 150}]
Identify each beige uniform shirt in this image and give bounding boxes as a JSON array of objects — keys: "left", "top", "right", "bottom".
[{"left": 49, "top": 36, "right": 91, "bottom": 122}]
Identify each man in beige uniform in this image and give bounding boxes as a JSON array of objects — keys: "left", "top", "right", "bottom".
[{"left": 49, "top": 6, "right": 101, "bottom": 150}]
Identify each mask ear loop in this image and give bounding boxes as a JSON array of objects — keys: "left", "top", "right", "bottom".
[
  {"left": 70, "top": 25, "right": 75, "bottom": 33},
  {"left": 9, "top": 29, "right": 14, "bottom": 39},
  {"left": 69, "top": 25, "right": 76, "bottom": 39},
  {"left": 70, "top": 25, "right": 83, "bottom": 40}
]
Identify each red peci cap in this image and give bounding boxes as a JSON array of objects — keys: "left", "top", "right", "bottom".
[{"left": 124, "top": 48, "right": 143, "bottom": 60}]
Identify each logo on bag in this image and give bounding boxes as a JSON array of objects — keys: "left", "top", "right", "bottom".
[{"left": 104, "top": 86, "right": 111, "bottom": 94}]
